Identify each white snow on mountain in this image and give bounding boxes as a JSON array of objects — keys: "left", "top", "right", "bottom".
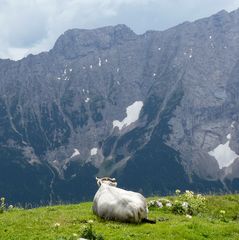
[
  {"left": 91, "top": 148, "right": 98, "bottom": 156},
  {"left": 208, "top": 133, "right": 238, "bottom": 169},
  {"left": 70, "top": 148, "right": 80, "bottom": 158},
  {"left": 113, "top": 101, "right": 143, "bottom": 130}
]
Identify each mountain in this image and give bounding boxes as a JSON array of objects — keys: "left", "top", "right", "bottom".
[{"left": 1, "top": 9, "right": 239, "bottom": 205}]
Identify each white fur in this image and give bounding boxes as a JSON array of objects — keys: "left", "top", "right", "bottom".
[{"left": 93, "top": 179, "right": 148, "bottom": 223}]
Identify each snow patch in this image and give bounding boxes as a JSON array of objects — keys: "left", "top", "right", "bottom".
[
  {"left": 209, "top": 35, "right": 212, "bottom": 39},
  {"left": 231, "top": 121, "right": 235, "bottom": 128},
  {"left": 158, "top": 47, "right": 161, "bottom": 51},
  {"left": 90, "top": 65, "right": 93, "bottom": 69},
  {"left": 57, "top": 77, "right": 61, "bottom": 80},
  {"left": 69, "top": 68, "right": 72, "bottom": 72},
  {"left": 117, "top": 68, "right": 120, "bottom": 72},
  {"left": 208, "top": 138, "right": 238, "bottom": 169},
  {"left": 227, "top": 133, "right": 231, "bottom": 140},
  {"left": 71, "top": 149, "right": 80, "bottom": 158},
  {"left": 113, "top": 101, "right": 143, "bottom": 130},
  {"left": 105, "top": 59, "right": 108, "bottom": 63},
  {"left": 85, "top": 97, "right": 90, "bottom": 103},
  {"left": 153, "top": 73, "right": 157, "bottom": 77},
  {"left": 117, "top": 81, "right": 120, "bottom": 85},
  {"left": 91, "top": 148, "right": 98, "bottom": 156},
  {"left": 98, "top": 58, "right": 101, "bottom": 67}
]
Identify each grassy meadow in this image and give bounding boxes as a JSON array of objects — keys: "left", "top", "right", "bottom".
[{"left": 0, "top": 194, "right": 239, "bottom": 240}]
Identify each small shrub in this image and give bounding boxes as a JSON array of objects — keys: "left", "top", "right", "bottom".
[
  {"left": 148, "top": 199, "right": 172, "bottom": 210},
  {"left": 172, "top": 190, "right": 206, "bottom": 216},
  {"left": 81, "top": 224, "right": 104, "bottom": 240},
  {"left": 0, "top": 197, "right": 6, "bottom": 213},
  {"left": 172, "top": 200, "right": 186, "bottom": 215},
  {"left": 148, "top": 190, "right": 206, "bottom": 217},
  {"left": 232, "top": 213, "right": 239, "bottom": 221},
  {"left": 219, "top": 210, "right": 227, "bottom": 222}
]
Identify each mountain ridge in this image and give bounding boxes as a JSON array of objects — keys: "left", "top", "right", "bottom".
[{"left": 0, "top": 9, "right": 239, "bottom": 204}]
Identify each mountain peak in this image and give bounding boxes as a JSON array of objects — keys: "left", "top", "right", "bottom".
[
  {"left": 52, "top": 24, "right": 136, "bottom": 59},
  {"left": 216, "top": 9, "right": 228, "bottom": 15}
]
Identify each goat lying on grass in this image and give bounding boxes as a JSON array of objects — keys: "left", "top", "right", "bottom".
[{"left": 92, "top": 177, "right": 155, "bottom": 223}]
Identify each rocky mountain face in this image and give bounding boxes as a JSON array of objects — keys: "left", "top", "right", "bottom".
[{"left": 1, "top": 9, "right": 239, "bottom": 205}]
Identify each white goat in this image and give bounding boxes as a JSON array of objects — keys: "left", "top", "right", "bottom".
[{"left": 92, "top": 177, "right": 155, "bottom": 223}]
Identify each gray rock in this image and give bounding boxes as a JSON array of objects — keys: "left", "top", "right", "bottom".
[{"left": 1, "top": 9, "right": 239, "bottom": 204}]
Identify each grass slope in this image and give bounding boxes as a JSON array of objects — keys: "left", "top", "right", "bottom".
[{"left": 0, "top": 195, "right": 239, "bottom": 240}]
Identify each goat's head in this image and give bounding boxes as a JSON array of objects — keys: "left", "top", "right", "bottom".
[{"left": 96, "top": 177, "right": 117, "bottom": 187}]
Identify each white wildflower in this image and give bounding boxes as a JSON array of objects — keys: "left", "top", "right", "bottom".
[
  {"left": 148, "top": 200, "right": 155, "bottom": 207},
  {"left": 185, "top": 190, "right": 194, "bottom": 197},
  {"left": 220, "top": 210, "right": 226, "bottom": 215},
  {"left": 182, "top": 202, "right": 189, "bottom": 208},
  {"left": 53, "top": 222, "right": 60, "bottom": 227},
  {"left": 166, "top": 202, "right": 172, "bottom": 207},
  {"left": 175, "top": 189, "right": 181, "bottom": 195},
  {"left": 156, "top": 201, "right": 163, "bottom": 208}
]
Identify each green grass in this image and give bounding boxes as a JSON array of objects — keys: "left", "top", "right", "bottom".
[{"left": 0, "top": 194, "right": 239, "bottom": 240}]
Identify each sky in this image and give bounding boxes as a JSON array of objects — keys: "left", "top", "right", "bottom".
[{"left": 0, "top": 0, "right": 239, "bottom": 60}]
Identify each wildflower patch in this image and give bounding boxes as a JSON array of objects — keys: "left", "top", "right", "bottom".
[{"left": 148, "top": 190, "right": 206, "bottom": 217}]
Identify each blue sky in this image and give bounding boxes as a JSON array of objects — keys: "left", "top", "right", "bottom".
[{"left": 0, "top": 0, "right": 239, "bottom": 60}]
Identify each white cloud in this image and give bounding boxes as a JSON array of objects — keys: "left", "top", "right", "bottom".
[
  {"left": 0, "top": 0, "right": 147, "bottom": 59},
  {"left": 0, "top": 0, "right": 238, "bottom": 60}
]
